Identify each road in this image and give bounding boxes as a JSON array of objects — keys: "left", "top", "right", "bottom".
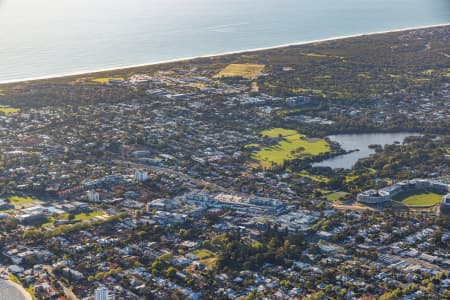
[
  {"left": 390, "top": 255, "right": 444, "bottom": 272},
  {"left": 113, "top": 159, "right": 229, "bottom": 192},
  {"left": 43, "top": 265, "right": 79, "bottom": 300}
]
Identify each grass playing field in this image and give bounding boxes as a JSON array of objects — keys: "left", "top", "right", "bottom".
[
  {"left": 91, "top": 77, "right": 125, "bottom": 84},
  {"left": 251, "top": 128, "right": 330, "bottom": 169},
  {"left": 9, "top": 196, "right": 35, "bottom": 206},
  {"left": 298, "top": 171, "right": 330, "bottom": 183},
  {"left": 0, "top": 106, "right": 20, "bottom": 114},
  {"left": 326, "top": 191, "right": 349, "bottom": 201},
  {"left": 193, "top": 249, "right": 215, "bottom": 259},
  {"left": 41, "top": 211, "right": 105, "bottom": 228},
  {"left": 193, "top": 249, "right": 218, "bottom": 269},
  {"left": 394, "top": 190, "right": 444, "bottom": 206},
  {"left": 216, "top": 63, "right": 264, "bottom": 79}
]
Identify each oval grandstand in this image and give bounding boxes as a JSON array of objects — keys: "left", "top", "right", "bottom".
[
  {"left": 441, "top": 194, "right": 450, "bottom": 214},
  {"left": 357, "top": 179, "right": 449, "bottom": 205}
]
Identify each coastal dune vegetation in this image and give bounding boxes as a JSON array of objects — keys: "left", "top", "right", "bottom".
[{"left": 0, "top": 26, "right": 448, "bottom": 121}]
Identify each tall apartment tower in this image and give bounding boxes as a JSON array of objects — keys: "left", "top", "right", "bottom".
[
  {"left": 87, "top": 190, "right": 100, "bottom": 202},
  {"left": 134, "top": 170, "right": 149, "bottom": 182},
  {"left": 95, "top": 287, "right": 109, "bottom": 300}
]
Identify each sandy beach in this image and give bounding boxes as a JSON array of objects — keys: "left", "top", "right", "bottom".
[
  {"left": 0, "top": 23, "right": 448, "bottom": 86},
  {"left": 0, "top": 279, "right": 32, "bottom": 300}
]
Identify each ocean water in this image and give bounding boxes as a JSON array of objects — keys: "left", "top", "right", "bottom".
[{"left": 0, "top": 0, "right": 449, "bottom": 83}]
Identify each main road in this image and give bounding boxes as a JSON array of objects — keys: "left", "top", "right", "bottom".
[{"left": 113, "top": 160, "right": 229, "bottom": 193}]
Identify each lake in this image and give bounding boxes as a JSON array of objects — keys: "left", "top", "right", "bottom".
[
  {"left": 312, "top": 132, "right": 421, "bottom": 169},
  {"left": 0, "top": 0, "right": 449, "bottom": 83},
  {"left": 0, "top": 280, "right": 28, "bottom": 300}
]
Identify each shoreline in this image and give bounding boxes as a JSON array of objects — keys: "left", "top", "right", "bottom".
[
  {"left": 0, "top": 279, "right": 33, "bottom": 300},
  {"left": 0, "top": 22, "right": 449, "bottom": 85}
]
